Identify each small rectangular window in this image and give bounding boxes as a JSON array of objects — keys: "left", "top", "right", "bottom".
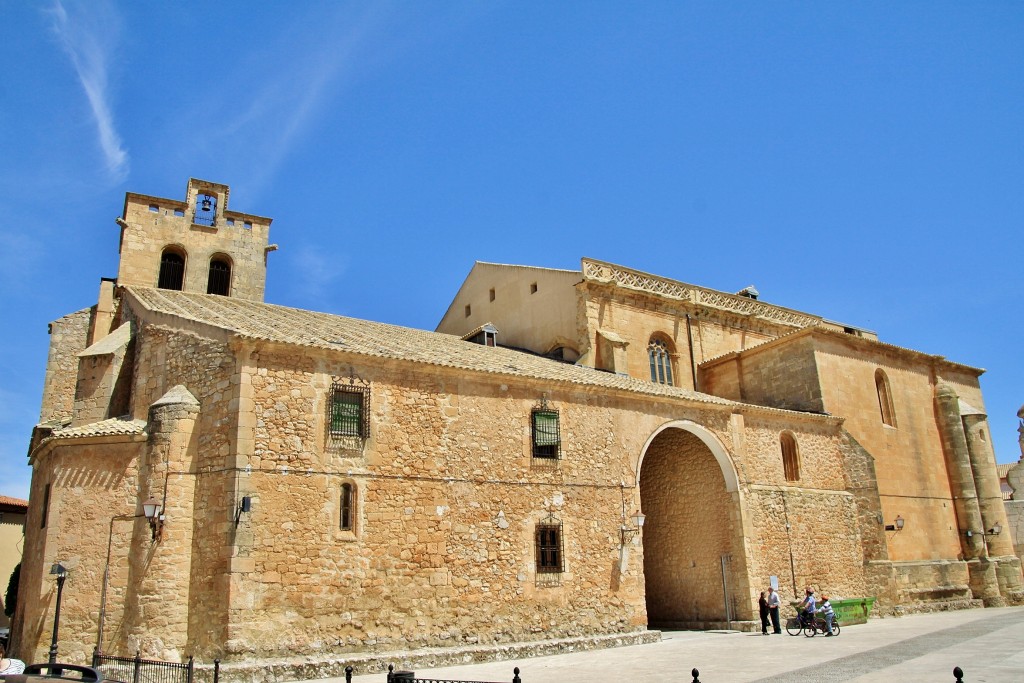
[
  {"left": 148, "top": 204, "right": 159, "bottom": 212},
  {"left": 530, "top": 282, "right": 538, "bottom": 294},
  {"left": 489, "top": 288, "right": 495, "bottom": 302},
  {"left": 330, "top": 384, "right": 368, "bottom": 438},
  {"left": 226, "top": 218, "right": 235, "bottom": 226},
  {"left": 243, "top": 221, "right": 253, "bottom": 230},
  {"left": 535, "top": 522, "right": 563, "bottom": 573},
  {"left": 532, "top": 409, "right": 560, "bottom": 459},
  {"left": 340, "top": 483, "right": 354, "bottom": 531},
  {"left": 465, "top": 304, "right": 471, "bottom": 317},
  {"left": 173, "top": 209, "right": 185, "bottom": 217},
  {"left": 41, "top": 483, "right": 51, "bottom": 528}
]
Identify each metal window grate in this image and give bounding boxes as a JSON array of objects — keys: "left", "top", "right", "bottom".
[
  {"left": 531, "top": 409, "right": 560, "bottom": 459},
  {"left": 341, "top": 483, "right": 354, "bottom": 531},
  {"left": 535, "top": 518, "right": 563, "bottom": 574},
  {"left": 158, "top": 253, "right": 185, "bottom": 291},
  {"left": 207, "top": 259, "right": 231, "bottom": 295},
  {"left": 329, "top": 381, "right": 370, "bottom": 438}
]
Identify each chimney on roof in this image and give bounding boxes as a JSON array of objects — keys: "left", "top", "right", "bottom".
[{"left": 737, "top": 285, "right": 759, "bottom": 300}]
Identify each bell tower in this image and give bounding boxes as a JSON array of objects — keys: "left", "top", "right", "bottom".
[{"left": 115, "top": 178, "right": 277, "bottom": 302}]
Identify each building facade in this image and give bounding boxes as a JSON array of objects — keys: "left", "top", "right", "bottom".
[{"left": 12, "top": 180, "right": 1022, "bottom": 675}]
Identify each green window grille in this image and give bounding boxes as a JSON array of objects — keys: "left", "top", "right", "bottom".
[
  {"left": 535, "top": 522, "right": 563, "bottom": 573},
  {"left": 330, "top": 385, "right": 368, "bottom": 438},
  {"left": 532, "top": 409, "right": 560, "bottom": 458}
]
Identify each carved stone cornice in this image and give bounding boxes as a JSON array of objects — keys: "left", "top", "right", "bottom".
[{"left": 581, "top": 258, "right": 822, "bottom": 329}]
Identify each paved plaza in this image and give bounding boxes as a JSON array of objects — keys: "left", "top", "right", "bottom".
[{"left": 336, "top": 607, "right": 1024, "bottom": 683}]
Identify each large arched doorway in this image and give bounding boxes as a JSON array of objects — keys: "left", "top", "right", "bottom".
[{"left": 639, "top": 421, "right": 748, "bottom": 628}]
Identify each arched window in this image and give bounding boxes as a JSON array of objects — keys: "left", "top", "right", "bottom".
[
  {"left": 781, "top": 431, "right": 800, "bottom": 481},
  {"left": 158, "top": 248, "right": 186, "bottom": 290},
  {"left": 207, "top": 256, "right": 231, "bottom": 296},
  {"left": 648, "top": 337, "right": 674, "bottom": 386},
  {"left": 875, "top": 369, "right": 897, "bottom": 427},
  {"left": 340, "top": 482, "right": 355, "bottom": 531}
]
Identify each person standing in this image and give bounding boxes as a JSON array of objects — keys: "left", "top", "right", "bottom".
[
  {"left": 758, "top": 591, "right": 770, "bottom": 635},
  {"left": 767, "top": 586, "right": 782, "bottom": 634}
]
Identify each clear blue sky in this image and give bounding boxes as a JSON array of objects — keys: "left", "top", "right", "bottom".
[{"left": 1, "top": 1, "right": 1022, "bottom": 500}]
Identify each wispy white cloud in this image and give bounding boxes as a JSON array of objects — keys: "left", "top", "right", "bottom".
[
  {"left": 287, "top": 244, "right": 350, "bottom": 309},
  {"left": 49, "top": 0, "right": 129, "bottom": 181},
  {"left": 196, "top": 4, "right": 396, "bottom": 198}
]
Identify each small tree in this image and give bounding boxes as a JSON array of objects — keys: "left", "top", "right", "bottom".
[{"left": 4, "top": 562, "right": 20, "bottom": 618}]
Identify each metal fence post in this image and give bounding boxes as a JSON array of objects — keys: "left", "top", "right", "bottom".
[
  {"left": 213, "top": 659, "right": 220, "bottom": 683},
  {"left": 691, "top": 668, "right": 701, "bottom": 683},
  {"left": 186, "top": 655, "right": 194, "bottom": 683},
  {"left": 387, "top": 664, "right": 394, "bottom": 683},
  {"left": 345, "top": 666, "right": 353, "bottom": 683},
  {"left": 92, "top": 648, "right": 99, "bottom": 669},
  {"left": 512, "top": 666, "right": 521, "bottom": 683},
  {"left": 133, "top": 651, "right": 142, "bottom": 683},
  {"left": 953, "top": 666, "right": 964, "bottom": 682}
]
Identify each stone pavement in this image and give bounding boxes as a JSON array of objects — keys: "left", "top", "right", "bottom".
[{"left": 328, "top": 607, "right": 1024, "bottom": 683}]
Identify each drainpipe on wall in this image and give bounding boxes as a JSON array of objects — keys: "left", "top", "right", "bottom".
[{"left": 685, "top": 314, "right": 699, "bottom": 392}]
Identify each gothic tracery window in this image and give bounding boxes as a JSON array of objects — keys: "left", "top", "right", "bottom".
[{"left": 648, "top": 337, "right": 674, "bottom": 386}]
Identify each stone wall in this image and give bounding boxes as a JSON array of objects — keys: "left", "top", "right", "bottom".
[
  {"left": 814, "top": 336, "right": 970, "bottom": 563},
  {"left": 15, "top": 439, "right": 142, "bottom": 664},
  {"left": 700, "top": 335, "right": 823, "bottom": 412},
  {"left": 40, "top": 308, "right": 93, "bottom": 424}
]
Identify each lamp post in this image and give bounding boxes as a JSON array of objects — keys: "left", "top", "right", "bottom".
[{"left": 48, "top": 563, "right": 68, "bottom": 664}]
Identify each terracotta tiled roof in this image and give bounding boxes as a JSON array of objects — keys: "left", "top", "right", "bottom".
[
  {"left": 701, "top": 325, "right": 983, "bottom": 373},
  {"left": 996, "top": 463, "right": 1016, "bottom": 478},
  {"left": 0, "top": 495, "right": 28, "bottom": 509},
  {"left": 123, "top": 286, "right": 739, "bottom": 408},
  {"left": 51, "top": 417, "right": 148, "bottom": 439}
]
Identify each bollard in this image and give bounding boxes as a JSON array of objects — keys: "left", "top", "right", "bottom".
[
  {"left": 345, "top": 665, "right": 353, "bottom": 683},
  {"left": 512, "top": 666, "right": 521, "bottom": 683},
  {"left": 691, "top": 668, "right": 700, "bottom": 683},
  {"left": 953, "top": 666, "right": 964, "bottom": 682},
  {"left": 213, "top": 659, "right": 220, "bottom": 683}
]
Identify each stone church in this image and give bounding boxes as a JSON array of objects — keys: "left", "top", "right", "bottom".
[{"left": 12, "top": 179, "right": 1021, "bottom": 675}]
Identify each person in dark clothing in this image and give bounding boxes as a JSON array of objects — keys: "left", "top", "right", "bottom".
[{"left": 758, "top": 591, "right": 770, "bottom": 635}]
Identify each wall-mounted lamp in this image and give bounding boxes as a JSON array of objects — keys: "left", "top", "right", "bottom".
[
  {"left": 620, "top": 510, "right": 646, "bottom": 545},
  {"left": 235, "top": 496, "right": 252, "bottom": 526},
  {"left": 142, "top": 497, "right": 163, "bottom": 541},
  {"left": 884, "top": 515, "right": 905, "bottom": 532}
]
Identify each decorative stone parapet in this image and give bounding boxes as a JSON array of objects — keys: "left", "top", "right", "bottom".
[{"left": 581, "top": 258, "right": 822, "bottom": 329}]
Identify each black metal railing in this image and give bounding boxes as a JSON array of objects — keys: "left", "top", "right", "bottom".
[
  {"left": 92, "top": 650, "right": 193, "bottom": 683},
  {"left": 685, "top": 666, "right": 966, "bottom": 682}
]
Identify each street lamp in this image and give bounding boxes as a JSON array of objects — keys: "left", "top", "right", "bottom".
[
  {"left": 48, "top": 563, "right": 68, "bottom": 664},
  {"left": 143, "top": 497, "right": 163, "bottom": 541},
  {"left": 620, "top": 510, "right": 646, "bottom": 545}
]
